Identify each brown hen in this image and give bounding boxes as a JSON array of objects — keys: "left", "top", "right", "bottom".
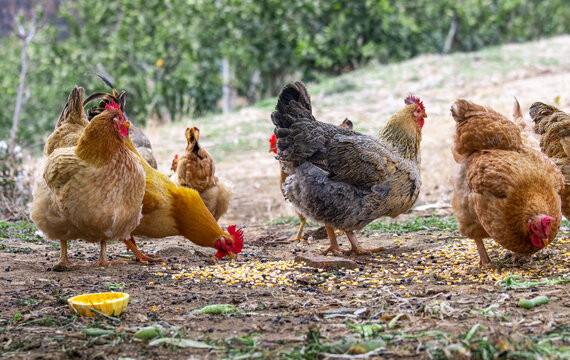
[
  {"left": 171, "top": 126, "right": 232, "bottom": 220},
  {"left": 451, "top": 99, "right": 562, "bottom": 266}
]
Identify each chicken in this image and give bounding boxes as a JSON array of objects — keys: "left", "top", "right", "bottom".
[
  {"left": 87, "top": 76, "right": 243, "bottom": 261},
  {"left": 171, "top": 154, "right": 179, "bottom": 173},
  {"left": 170, "top": 126, "right": 232, "bottom": 221},
  {"left": 529, "top": 102, "right": 570, "bottom": 219},
  {"left": 269, "top": 117, "right": 354, "bottom": 242},
  {"left": 44, "top": 86, "right": 89, "bottom": 156},
  {"left": 451, "top": 99, "right": 562, "bottom": 266},
  {"left": 31, "top": 94, "right": 146, "bottom": 268},
  {"left": 271, "top": 81, "right": 426, "bottom": 255},
  {"left": 130, "top": 124, "right": 158, "bottom": 170},
  {"left": 86, "top": 75, "right": 158, "bottom": 169}
]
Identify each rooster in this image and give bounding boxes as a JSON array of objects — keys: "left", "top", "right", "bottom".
[
  {"left": 451, "top": 99, "right": 562, "bottom": 266},
  {"left": 269, "top": 118, "right": 353, "bottom": 242},
  {"left": 171, "top": 126, "right": 232, "bottom": 220},
  {"left": 87, "top": 77, "right": 243, "bottom": 261},
  {"left": 31, "top": 92, "right": 146, "bottom": 268},
  {"left": 272, "top": 81, "right": 426, "bottom": 255},
  {"left": 530, "top": 102, "right": 570, "bottom": 219}
]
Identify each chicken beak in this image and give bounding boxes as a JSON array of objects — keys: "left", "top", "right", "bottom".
[
  {"left": 124, "top": 120, "right": 130, "bottom": 128},
  {"left": 423, "top": 113, "right": 428, "bottom": 118}
]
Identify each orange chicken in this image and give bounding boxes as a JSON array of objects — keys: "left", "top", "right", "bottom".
[
  {"left": 451, "top": 99, "right": 562, "bottom": 266},
  {"left": 31, "top": 95, "right": 146, "bottom": 268}
]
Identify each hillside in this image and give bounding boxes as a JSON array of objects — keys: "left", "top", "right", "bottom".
[{"left": 145, "top": 34, "right": 570, "bottom": 226}]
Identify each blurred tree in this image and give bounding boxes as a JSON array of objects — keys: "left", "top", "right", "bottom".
[{"left": 0, "top": 0, "right": 568, "bottom": 150}]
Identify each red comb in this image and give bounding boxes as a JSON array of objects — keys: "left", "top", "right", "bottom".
[
  {"left": 404, "top": 95, "right": 425, "bottom": 112},
  {"left": 227, "top": 225, "right": 243, "bottom": 254},
  {"left": 105, "top": 100, "right": 121, "bottom": 112},
  {"left": 174, "top": 154, "right": 178, "bottom": 159}
]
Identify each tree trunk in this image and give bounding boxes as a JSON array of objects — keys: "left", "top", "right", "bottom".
[{"left": 9, "top": 15, "right": 36, "bottom": 154}]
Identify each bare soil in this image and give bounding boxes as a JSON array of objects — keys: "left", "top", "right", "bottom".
[{"left": 1, "top": 36, "right": 570, "bottom": 359}]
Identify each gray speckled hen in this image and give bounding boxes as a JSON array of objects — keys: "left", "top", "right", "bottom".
[{"left": 272, "top": 82, "right": 427, "bottom": 255}]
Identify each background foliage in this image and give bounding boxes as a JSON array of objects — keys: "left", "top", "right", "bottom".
[{"left": 0, "top": 0, "right": 568, "bottom": 152}]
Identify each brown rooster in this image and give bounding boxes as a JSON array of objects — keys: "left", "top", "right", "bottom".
[
  {"left": 272, "top": 82, "right": 426, "bottom": 255},
  {"left": 530, "top": 102, "right": 570, "bottom": 219},
  {"left": 170, "top": 126, "right": 232, "bottom": 220},
  {"left": 86, "top": 77, "right": 243, "bottom": 261},
  {"left": 269, "top": 118, "right": 354, "bottom": 242},
  {"left": 451, "top": 99, "right": 562, "bottom": 266},
  {"left": 31, "top": 96, "right": 146, "bottom": 268}
]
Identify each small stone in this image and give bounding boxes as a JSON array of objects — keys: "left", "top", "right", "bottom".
[{"left": 294, "top": 255, "right": 358, "bottom": 270}]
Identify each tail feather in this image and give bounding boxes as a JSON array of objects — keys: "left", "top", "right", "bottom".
[
  {"left": 84, "top": 74, "right": 127, "bottom": 120},
  {"left": 272, "top": 81, "right": 313, "bottom": 130},
  {"left": 530, "top": 102, "right": 562, "bottom": 135},
  {"left": 530, "top": 102, "right": 570, "bottom": 158},
  {"left": 55, "top": 86, "right": 86, "bottom": 129},
  {"left": 512, "top": 97, "right": 524, "bottom": 128},
  {"left": 451, "top": 99, "right": 523, "bottom": 161}
]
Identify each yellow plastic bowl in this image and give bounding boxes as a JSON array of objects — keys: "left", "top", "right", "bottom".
[{"left": 68, "top": 292, "right": 129, "bottom": 317}]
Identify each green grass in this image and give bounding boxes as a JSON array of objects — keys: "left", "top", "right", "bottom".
[
  {"left": 0, "top": 244, "right": 35, "bottom": 253},
  {"left": 364, "top": 216, "right": 458, "bottom": 234},
  {"left": 15, "top": 298, "right": 43, "bottom": 307},
  {"left": 267, "top": 216, "right": 319, "bottom": 228},
  {"left": 0, "top": 221, "right": 43, "bottom": 243}
]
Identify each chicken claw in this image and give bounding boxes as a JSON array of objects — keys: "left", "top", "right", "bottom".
[
  {"left": 344, "top": 231, "right": 385, "bottom": 255},
  {"left": 94, "top": 240, "right": 128, "bottom": 267},
  {"left": 55, "top": 239, "right": 76, "bottom": 269},
  {"left": 122, "top": 236, "right": 164, "bottom": 264},
  {"left": 321, "top": 226, "right": 347, "bottom": 255},
  {"left": 288, "top": 219, "right": 309, "bottom": 244}
]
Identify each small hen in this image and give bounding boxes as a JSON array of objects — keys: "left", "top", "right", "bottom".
[
  {"left": 269, "top": 118, "right": 353, "bottom": 242},
  {"left": 170, "top": 126, "right": 232, "bottom": 221},
  {"left": 272, "top": 81, "right": 426, "bottom": 255},
  {"left": 530, "top": 101, "right": 570, "bottom": 219},
  {"left": 31, "top": 92, "right": 146, "bottom": 268},
  {"left": 451, "top": 99, "right": 562, "bottom": 266}
]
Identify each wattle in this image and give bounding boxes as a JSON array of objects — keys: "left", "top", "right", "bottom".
[{"left": 530, "top": 235, "right": 545, "bottom": 248}]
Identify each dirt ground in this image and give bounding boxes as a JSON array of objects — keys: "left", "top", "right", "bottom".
[{"left": 1, "top": 36, "right": 570, "bottom": 359}]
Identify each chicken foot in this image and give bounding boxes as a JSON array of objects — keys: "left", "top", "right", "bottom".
[
  {"left": 321, "top": 225, "right": 345, "bottom": 255},
  {"left": 474, "top": 238, "right": 491, "bottom": 266},
  {"left": 344, "top": 231, "right": 385, "bottom": 255},
  {"left": 94, "top": 240, "right": 128, "bottom": 267},
  {"left": 122, "top": 236, "right": 164, "bottom": 264},
  {"left": 56, "top": 239, "right": 75, "bottom": 268},
  {"left": 288, "top": 218, "right": 309, "bottom": 244}
]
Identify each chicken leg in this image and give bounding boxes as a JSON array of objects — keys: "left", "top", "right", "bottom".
[
  {"left": 344, "top": 231, "right": 385, "bottom": 255},
  {"left": 322, "top": 225, "right": 344, "bottom": 255},
  {"left": 94, "top": 240, "right": 128, "bottom": 267},
  {"left": 288, "top": 216, "right": 308, "bottom": 244},
  {"left": 57, "top": 239, "right": 74, "bottom": 268},
  {"left": 474, "top": 238, "right": 491, "bottom": 266},
  {"left": 123, "top": 236, "right": 164, "bottom": 263}
]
